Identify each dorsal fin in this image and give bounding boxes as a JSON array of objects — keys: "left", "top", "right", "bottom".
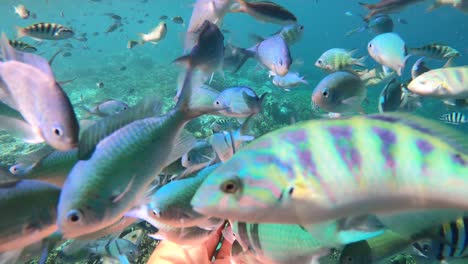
[
  {"left": 78, "top": 98, "right": 162, "bottom": 160},
  {"left": 365, "top": 113, "right": 468, "bottom": 155}
]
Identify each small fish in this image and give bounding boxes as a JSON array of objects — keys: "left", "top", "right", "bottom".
[
  {"left": 127, "top": 40, "right": 138, "bottom": 49},
  {"left": 105, "top": 22, "right": 121, "bottom": 33},
  {"left": 378, "top": 78, "right": 405, "bottom": 113},
  {"left": 214, "top": 86, "right": 267, "bottom": 119},
  {"left": 221, "top": 29, "right": 231, "bottom": 34},
  {"left": 8, "top": 40, "right": 37, "bottom": 53},
  {"left": 181, "top": 141, "right": 216, "bottom": 169},
  {"left": 159, "top": 15, "right": 168, "bottom": 20},
  {"left": 231, "top": 222, "right": 333, "bottom": 264},
  {"left": 191, "top": 113, "right": 468, "bottom": 233},
  {"left": 346, "top": 14, "right": 395, "bottom": 37},
  {"left": 231, "top": 0, "right": 297, "bottom": 25},
  {"left": 9, "top": 146, "right": 77, "bottom": 187},
  {"left": 368, "top": 32, "right": 410, "bottom": 76},
  {"left": 359, "top": 0, "right": 425, "bottom": 21},
  {"left": 427, "top": 0, "right": 468, "bottom": 13},
  {"left": 171, "top": 16, "right": 185, "bottom": 26},
  {"left": 17, "top": 23, "right": 74, "bottom": 40},
  {"left": 80, "top": 99, "right": 129, "bottom": 118},
  {"left": 439, "top": 112, "right": 468, "bottom": 125},
  {"left": 138, "top": 22, "right": 167, "bottom": 44},
  {"left": 104, "top": 13, "right": 122, "bottom": 20},
  {"left": 243, "top": 35, "right": 292, "bottom": 76},
  {"left": 0, "top": 180, "right": 60, "bottom": 252},
  {"left": 315, "top": 48, "right": 366, "bottom": 72},
  {"left": 210, "top": 117, "right": 237, "bottom": 133},
  {"left": 407, "top": 66, "right": 468, "bottom": 98},
  {"left": 411, "top": 57, "right": 431, "bottom": 79},
  {"left": 90, "top": 238, "right": 138, "bottom": 263},
  {"left": 14, "top": 4, "right": 30, "bottom": 19},
  {"left": 409, "top": 43, "right": 460, "bottom": 61},
  {"left": 149, "top": 164, "right": 220, "bottom": 228},
  {"left": 413, "top": 217, "right": 468, "bottom": 262},
  {"left": 119, "top": 66, "right": 127, "bottom": 71},
  {"left": 96, "top": 82, "right": 104, "bottom": 88},
  {"left": 62, "top": 51, "right": 72, "bottom": 57},
  {"left": 269, "top": 71, "right": 308, "bottom": 91},
  {"left": 209, "top": 120, "right": 254, "bottom": 162},
  {"left": 0, "top": 34, "right": 79, "bottom": 151},
  {"left": 312, "top": 71, "right": 366, "bottom": 113},
  {"left": 275, "top": 23, "right": 304, "bottom": 45}
]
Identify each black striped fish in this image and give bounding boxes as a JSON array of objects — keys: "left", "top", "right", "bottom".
[
  {"left": 409, "top": 43, "right": 460, "bottom": 60},
  {"left": 8, "top": 40, "right": 36, "bottom": 52},
  {"left": 439, "top": 112, "right": 468, "bottom": 125},
  {"left": 17, "top": 23, "right": 74, "bottom": 40},
  {"left": 414, "top": 217, "right": 468, "bottom": 263}
]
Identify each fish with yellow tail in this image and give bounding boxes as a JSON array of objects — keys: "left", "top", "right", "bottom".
[{"left": 191, "top": 113, "right": 468, "bottom": 239}]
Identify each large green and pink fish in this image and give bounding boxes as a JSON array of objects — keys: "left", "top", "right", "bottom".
[{"left": 191, "top": 113, "right": 468, "bottom": 228}]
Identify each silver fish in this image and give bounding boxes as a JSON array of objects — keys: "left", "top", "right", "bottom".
[
  {"left": 0, "top": 34, "right": 79, "bottom": 151},
  {"left": 247, "top": 35, "right": 292, "bottom": 77},
  {"left": 80, "top": 99, "right": 129, "bottom": 118},
  {"left": 214, "top": 86, "right": 267, "bottom": 118}
]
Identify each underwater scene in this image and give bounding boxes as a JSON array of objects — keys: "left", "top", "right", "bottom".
[{"left": 0, "top": 0, "right": 468, "bottom": 263}]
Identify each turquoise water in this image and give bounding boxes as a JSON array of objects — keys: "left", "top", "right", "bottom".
[{"left": 0, "top": 0, "right": 467, "bottom": 263}]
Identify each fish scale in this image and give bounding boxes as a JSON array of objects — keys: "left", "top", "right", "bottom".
[{"left": 192, "top": 114, "right": 468, "bottom": 225}]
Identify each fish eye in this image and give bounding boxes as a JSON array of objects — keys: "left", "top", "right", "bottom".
[
  {"left": 53, "top": 127, "right": 63, "bottom": 137},
  {"left": 220, "top": 178, "right": 240, "bottom": 194},
  {"left": 215, "top": 101, "right": 220, "bottom": 105},
  {"left": 322, "top": 90, "right": 329, "bottom": 97},
  {"left": 368, "top": 43, "right": 372, "bottom": 48},
  {"left": 129, "top": 251, "right": 134, "bottom": 254},
  {"left": 299, "top": 25, "right": 304, "bottom": 30},
  {"left": 347, "top": 256, "right": 353, "bottom": 262},
  {"left": 279, "top": 59, "right": 284, "bottom": 66},
  {"left": 67, "top": 210, "right": 83, "bottom": 223},
  {"left": 317, "top": 59, "right": 322, "bottom": 65}
]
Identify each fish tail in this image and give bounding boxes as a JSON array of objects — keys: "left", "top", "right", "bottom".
[
  {"left": 137, "top": 33, "right": 145, "bottom": 45},
  {"left": 15, "top": 26, "right": 27, "bottom": 39},
  {"left": 358, "top": 2, "right": 374, "bottom": 9},
  {"left": 230, "top": 0, "right": 247, "bottom": 13},
  {"left": 426, "top": 2, "right": 442, "bottom": 12},
  {"left": 233, "top": 47, "right": 255, "bottom": 73}
]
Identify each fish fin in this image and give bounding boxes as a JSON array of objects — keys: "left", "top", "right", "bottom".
[
  {"left": 233, "top": 47, "right": 254, "bottom": 73},
  {"left": 15, "top": 26, "right": 27, "bottom": 39},
  {"left": 1, "top": 33, "right": 55, "bottom": 77},
  {"left": 0, "top": 115, "right": 43, "bottom": 144},
  {"left": 148, "top": 232, "right": 165, "bottom": 241},
  {"left": 164, "top": 130, "right": 197, "bottom": 168},
  {"left": 14, "top": 145, "right": 55, "bottom": 172},
  {"left": 345, "top": 26, "right": 367, "bottom": 37},
  {"left": 249, "top": 34, "right": 265, "bottom": 43},
  {"left": 397, "top": 55, "right": 411, "bottom": 76},
  {"left": 382, "top": 65, "right": 392, "bottom": 76},
  {"left": 303, "top": 219, "right": 384, "bottom": 246},
  {"left": 341, "top": 96, "right": 363, "bottom": 107},
  {"left": 230, "top": 0, "right": 246, "bottom": 13},
  {"left": 366, "top": 113, "right": 468, "bottom": 155},
  {"left": 111, "top": 174, "right": 136, "bottom": 203},
  {"left": 0, "top": 249, "right": 23, "bottom": 264},
  {"left": 426, "top": 2, "right": 442, "bottom": 12},
  {"left": 411, "top": 57, "right": 429, "bottom": 79},
  {"left": 443, "top": 57, "right": 456, "bottom": 68},
  {"left": 48, "top": 49, "right": 62, "bottom": 67},
  {"left": 57, "top": 76, "right": 77, "bottom": 85},
  {"left": 78, "top": 98, "right": 163, "bottom": 160},
  {"left": 172, "top": 54, "right": 192, "bottom": 67},
  {"left": 354, "top": 55, "right": 367, "bottom": 68}
]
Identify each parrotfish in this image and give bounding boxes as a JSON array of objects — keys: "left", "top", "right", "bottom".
[
  {"left": 407, "top": 66, "right": 468, "bottom": 98},
  {"left": 191, "top": 113, "right": 468, "bottom": 230}
]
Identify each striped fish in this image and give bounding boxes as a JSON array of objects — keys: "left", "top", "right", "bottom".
[
  {"left": 439, "top": 112, "right": 468, "bottom": 125},
  {"left": 315, "top": 48, "right": 366, "bottom": 72},
  {"left": 276, "top": 23, "right": 304, "bottom": 45},
  {"left": 8, "top": 40, "right": 36, "bottom": 52},
  {"left": 414, "top": 217, "right": 468, "bottom": 263},
  {"left": 408, "top": 66, "right": 468, "bottom": 98},
  {"left": 409, "top": 43, "right": 460, "bottom": 60},
  {"left": 192, "top": 113, "right": 468, "bottom": 228},
  {"left": 17, "top": 23, "right": 74, "bottom": 40},
  {"left": 231, "top": 222, "right": 331, "bottom": 264}
]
